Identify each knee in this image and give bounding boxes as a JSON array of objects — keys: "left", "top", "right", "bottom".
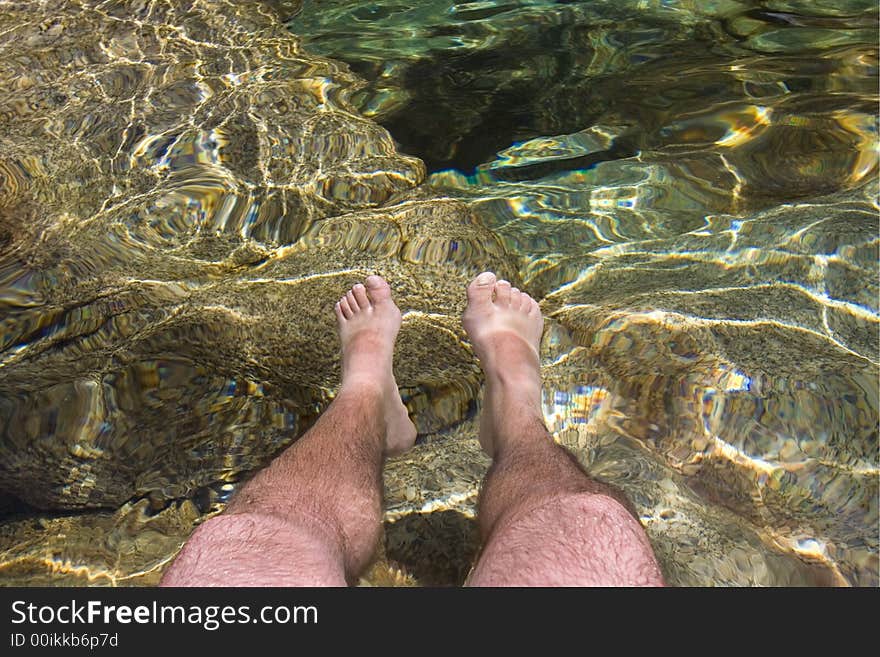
[
  {"left": 478, "top": 448, "right": 640, "bottom": 537},
  {"left": 573, "top": 477, "right": 641, "bottom": 522},
  {"left": 161, "top": 512, "right": 349, "bottom": 587},
  {"left": 471, "top": 491, "right": 664, "bottom": 587}
]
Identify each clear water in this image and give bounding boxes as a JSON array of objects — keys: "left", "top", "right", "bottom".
[{"left": 0, "top": 0, "right": 877, "bottom": 586}]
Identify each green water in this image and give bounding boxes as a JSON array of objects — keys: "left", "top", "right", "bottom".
[{"left": 289, "top": 0, "right": 880, "bottom": 584}]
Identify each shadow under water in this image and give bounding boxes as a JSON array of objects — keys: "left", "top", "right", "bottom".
[{"left": 0, "top": 0, "right": 877, "bottom": 586}]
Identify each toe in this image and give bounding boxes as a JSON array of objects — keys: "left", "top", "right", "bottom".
[
  {"left": 511, "top": 287, "right": 523, "bottom": 310},
  {"left": 495, "top": 279, "right": 512, "bottom": 306},
  {"left": 352, "top": 283, "right": 370, "bottom": 309},
  {"left": 528, "top": 296, "right": 540, "bottom": 316},
  {"left": 339, "top": 296, "right": 353, "bottom": 319},
  {"left": 334, "top": 301, "right": 345, "bottom": 322},
  {"left": 365, "top": 275, "right": 392, "bottom": 304},
  {"left": 346, "top": 289, "right": 359, "bottom": 312},
  {"left": 466, "top": 271, "right": 497, "bottom": 309}
]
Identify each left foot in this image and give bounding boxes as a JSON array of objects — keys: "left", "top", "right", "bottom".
[{"left": 335, "top": 276, "right": 416, "bottom": 455}]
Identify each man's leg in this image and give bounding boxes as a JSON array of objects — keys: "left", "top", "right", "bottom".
[
  {"left": 462, "top": 272, "right": 664, "bottom": 586},
  {"left": 161, "top": 276, "right": 416, "bottom": 586}
]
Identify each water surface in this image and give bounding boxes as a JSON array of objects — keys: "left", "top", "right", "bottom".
[{"left": 0, "top": 0, "right": 877, "bottom": 585}]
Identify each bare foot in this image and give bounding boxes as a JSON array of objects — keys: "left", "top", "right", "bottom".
[
  {"left": 335, "top": 276, "right": 416, "bottom": 456},
  {"left": 462, "top": 272, "right": 544, "bottom": 456}
]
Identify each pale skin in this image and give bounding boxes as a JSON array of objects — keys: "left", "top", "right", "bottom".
[{"left": 161, "top": 273, "right": 664, "bottom": 587}]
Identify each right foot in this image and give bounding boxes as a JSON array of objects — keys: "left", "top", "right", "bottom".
[{"left": 462, "top": 272, "right": 545, "bottom": 455}]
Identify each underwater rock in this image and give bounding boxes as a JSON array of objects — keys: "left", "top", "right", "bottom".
[
  {"left": 0, "top": 1, "right": 506, "bottom": 510},
  {"left": 0, "top": 499, "right": 204, "bottom": 586}
]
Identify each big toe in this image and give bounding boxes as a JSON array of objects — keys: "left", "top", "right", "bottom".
[
  {"left": 466, "top": 271, "right": 497, "bottom": 310},
  {"left": 365, "top": 275, "right": 392, "bottom": 304}
]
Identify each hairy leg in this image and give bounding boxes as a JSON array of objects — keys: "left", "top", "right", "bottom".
[
  {"left": 160, "top": 276, "right": 416, "bottom": 587},
  {"left": 462, "top": 272, "right": 664, "bottom": 586}
]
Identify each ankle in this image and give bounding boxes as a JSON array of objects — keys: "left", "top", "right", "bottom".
[
  {"left": 480, "top": 331, "right": 540, "bottom": 363},
  {"left": 480, "top": 339, "right": 540, "bottom": 388},
  {"left": 485, "top": 367, "right": 542, "bottom": 395},
  {"left": 485, "top": 369, "right": 543, "bottom": 417},
  {"left": 337, "top": 376, "right": 385, "bottom": 404}
]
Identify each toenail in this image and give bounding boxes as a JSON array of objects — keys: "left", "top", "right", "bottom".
[{"left": 476, "top": 272, "right": 494, "bottom": 285}]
